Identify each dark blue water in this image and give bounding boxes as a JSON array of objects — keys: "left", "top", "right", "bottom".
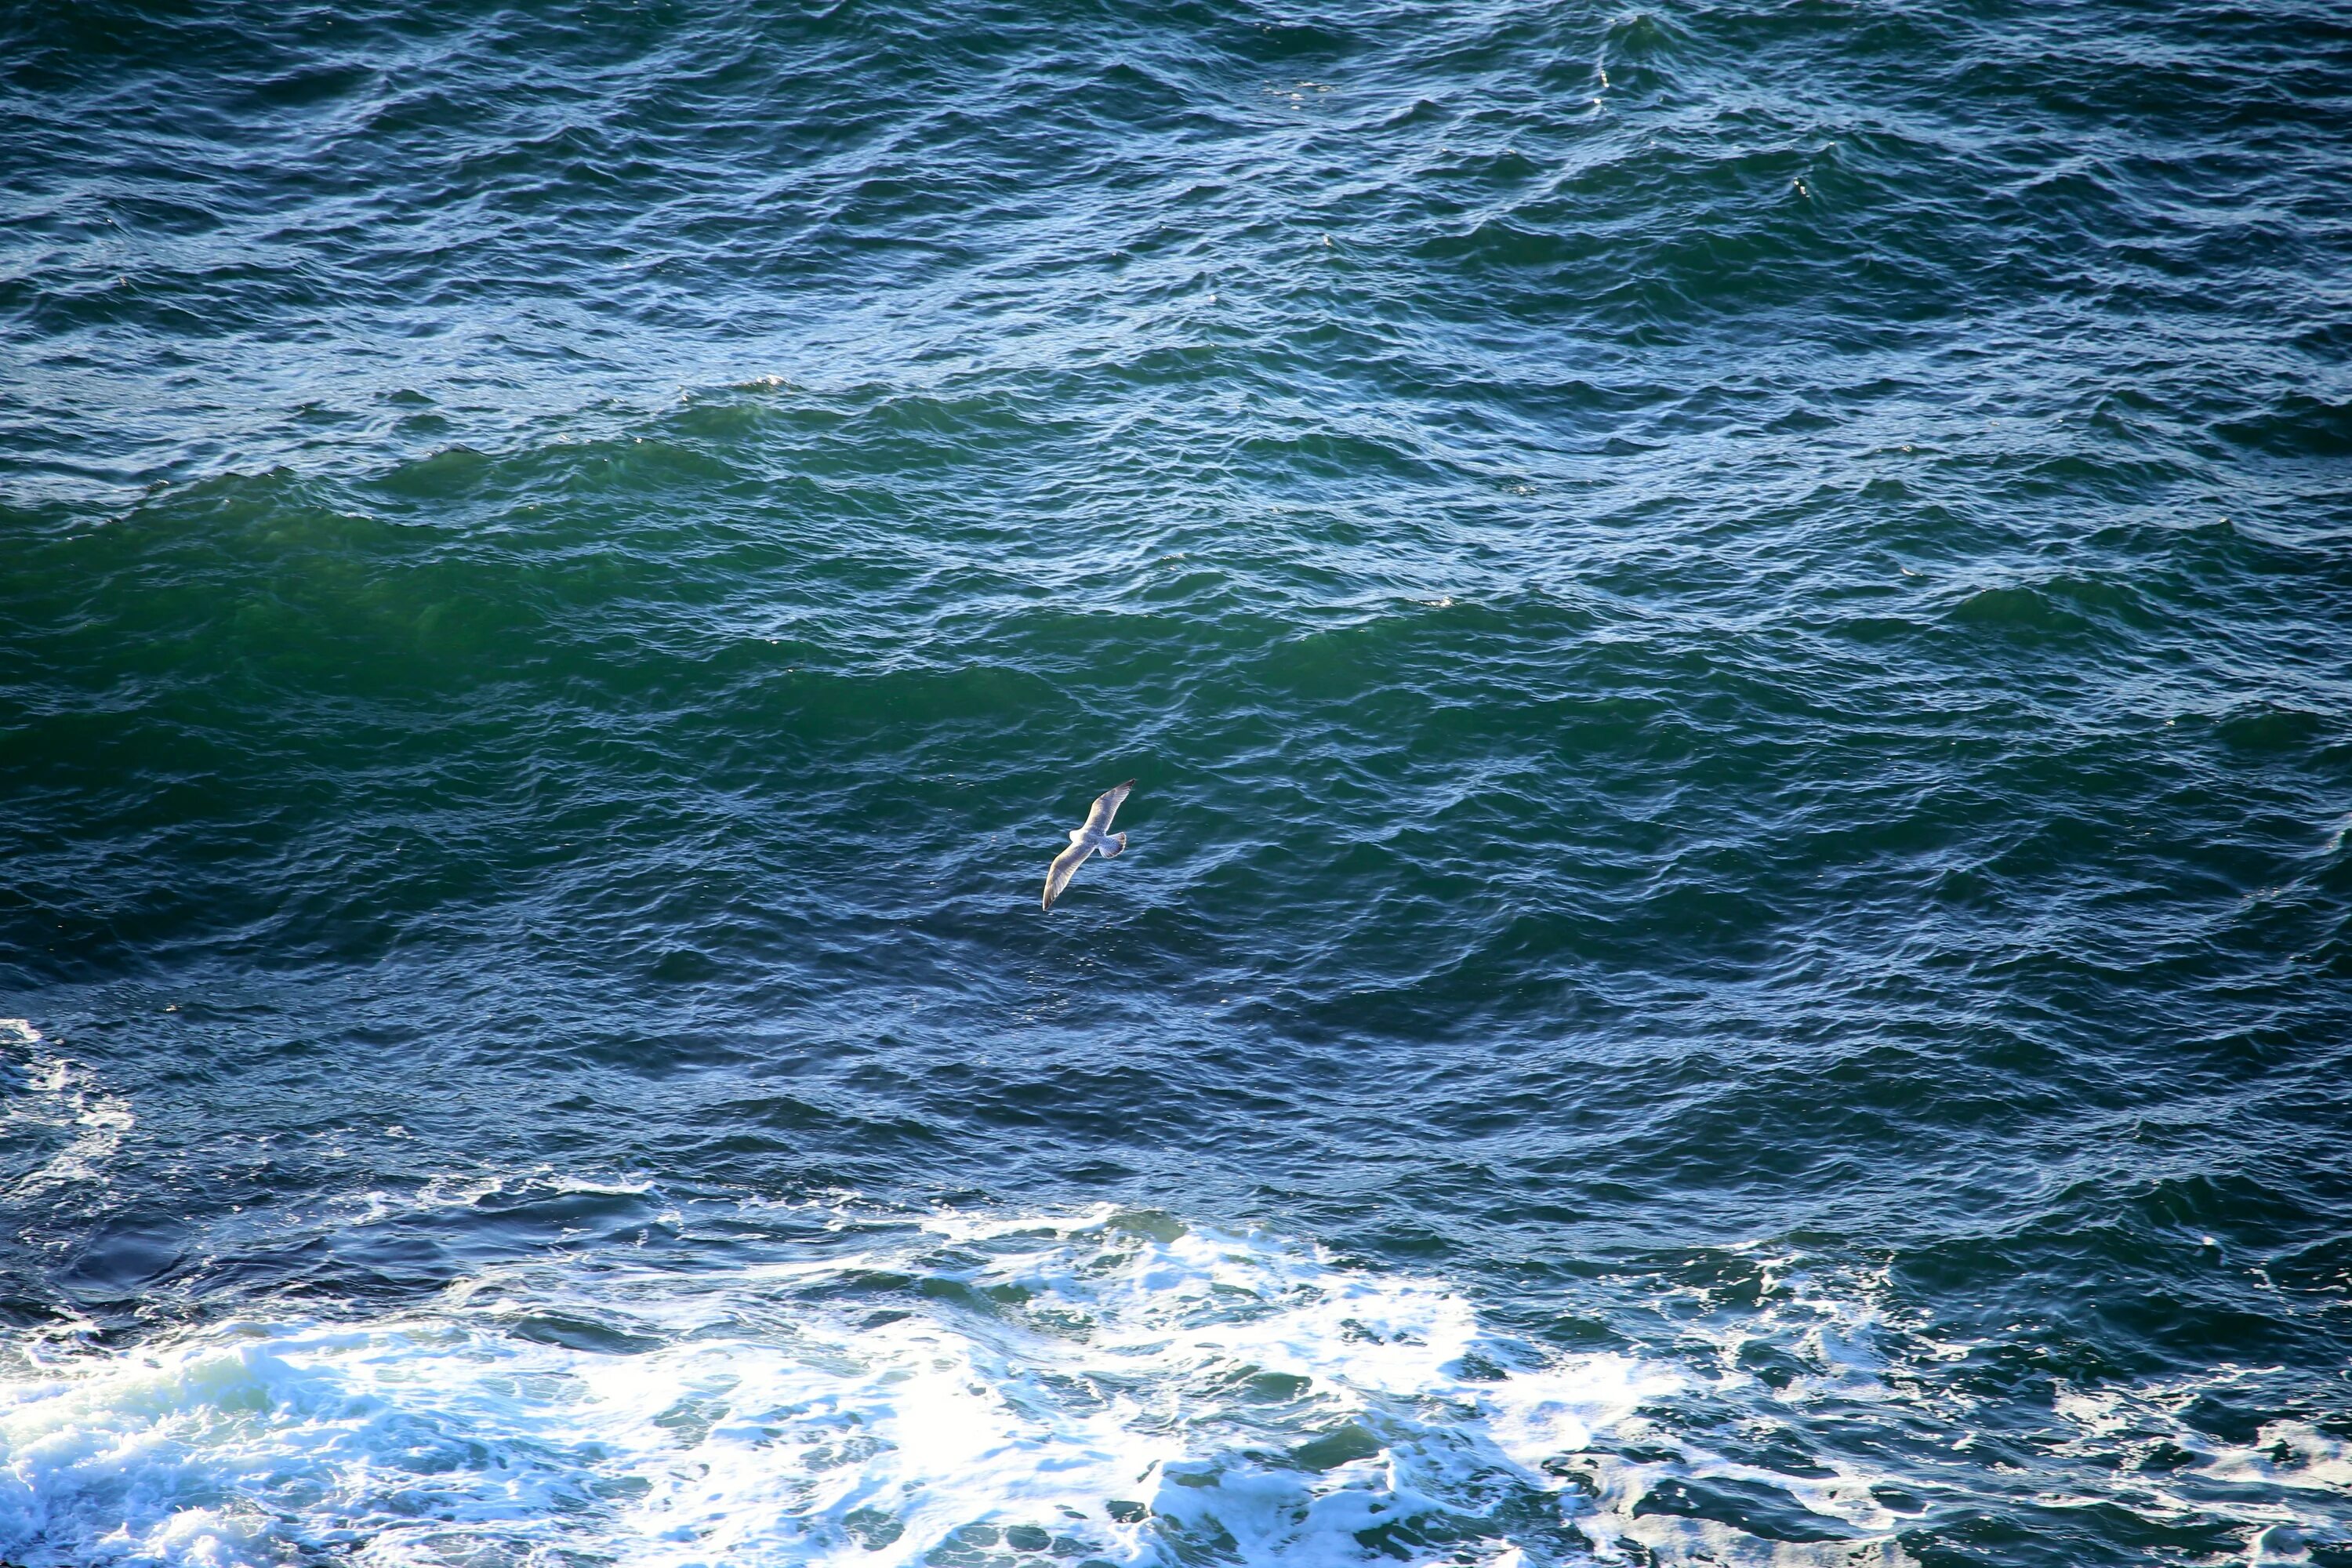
[{"left": 4, "top": 2, "right": 2350, "bottom": 1564}]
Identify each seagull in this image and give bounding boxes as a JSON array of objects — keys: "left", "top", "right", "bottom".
[{"left": 1043, "top": 779, "right": 1134, "bottom": 912}]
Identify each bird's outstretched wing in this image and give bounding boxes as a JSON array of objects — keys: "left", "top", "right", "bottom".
[
  {"left": 1043, "top": 840, "right": 1094, "bottom": 911},
  {"left": 1084, "top": 779, "right": 1135, "bottom": 835}
]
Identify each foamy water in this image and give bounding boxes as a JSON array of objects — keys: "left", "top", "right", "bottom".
[
  {"left": 6, "top": 1189, "right": 2350, "bottom": 1567},
  {"left": 0, "top": 1023, "right": 2340, "bottom": 1568},
  {"left": 0, "top": 1206, "right": 1878, "bottom": 1568},
  {"left": 0, "top": 1019, "right": 133, "bottom": 1200}
]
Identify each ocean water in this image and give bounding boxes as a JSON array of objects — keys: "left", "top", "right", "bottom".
[{"left": 3, "top": 0, "right": 2350, "bottom": 1563}]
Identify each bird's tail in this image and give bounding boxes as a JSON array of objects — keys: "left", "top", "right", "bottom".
[{"left": 1098, "top": 832, "right": 1128, "bottom": 858}]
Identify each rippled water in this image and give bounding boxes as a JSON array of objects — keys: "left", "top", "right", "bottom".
[{"left": 4, "top": 1, "right": 2350, "bottom": 1564}]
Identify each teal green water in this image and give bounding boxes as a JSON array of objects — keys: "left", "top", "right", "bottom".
[{"left": 3, "top": 2, "right": 2350, "bottom": 1565}]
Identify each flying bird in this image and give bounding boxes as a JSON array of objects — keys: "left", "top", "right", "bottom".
[{"left": 1043, "top": 779, "right": 1134, "bottom": 911}]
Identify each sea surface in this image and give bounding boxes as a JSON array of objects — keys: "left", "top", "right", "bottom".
[{"left": 4, "top": 2, "right": 2351, "bottom": 1564}]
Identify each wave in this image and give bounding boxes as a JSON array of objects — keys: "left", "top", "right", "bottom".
[
  {"left": 0, "top": 1020, "right": 132, "bottom": 1203},
  {"left": 4, "top": 1151, "right": 2350, "bottom": 1568},
  {"left": 0, "top": 1205, "right": 1909, "bottom": 1568}
]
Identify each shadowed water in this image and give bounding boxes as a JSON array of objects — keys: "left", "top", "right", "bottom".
[{"left": 2, "top": 0, "right": 2350, "bottom": 1564}]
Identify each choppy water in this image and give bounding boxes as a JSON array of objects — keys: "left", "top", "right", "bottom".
[{"left": 5, "top": 2, "right": 2351, "bottom": 1564}]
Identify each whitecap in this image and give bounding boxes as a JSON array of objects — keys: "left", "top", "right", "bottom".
[
  {"left": 0, "top": 1019, "right": 133, "bottom": 1195},
  {"left": 0, "top": 1207, "right": 1692, "bottom": 1568}
]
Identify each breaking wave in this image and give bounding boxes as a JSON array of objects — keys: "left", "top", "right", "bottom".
[{"left": 0, "top": 1206, "right": 1914, "bottom": 1568}]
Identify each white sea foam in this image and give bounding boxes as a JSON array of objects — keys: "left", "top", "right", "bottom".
[
  {"left": 1632, "top": 1253, "right": 2352, "bottom": 1564},
  {"left": 6, "top": 1205, "right": 2335, "bottom": 1567},
  {"left": 0, "top": 1207, "right": 1720, "bottom": 1568},
  {"left": 0, "top": 1018, "right": 133, "bottom": 1195}
]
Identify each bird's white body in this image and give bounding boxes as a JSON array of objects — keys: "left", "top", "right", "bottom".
[{"left": 1043, "top": 780, "right": 1134, "bottom": 910}]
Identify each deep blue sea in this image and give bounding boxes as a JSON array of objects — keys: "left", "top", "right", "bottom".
[{"left": 4, "top": 2, "right": 2351, "bottom": 1564}]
